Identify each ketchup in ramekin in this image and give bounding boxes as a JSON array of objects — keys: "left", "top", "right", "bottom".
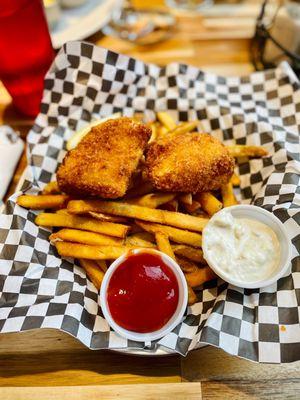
[
  {"left": 100, "top": 249, "right": 188, "bottom": 341},
  {"left": 107, "top": 252, "right": 179, "bottom": 333}
]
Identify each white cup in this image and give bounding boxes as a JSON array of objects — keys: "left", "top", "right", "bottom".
[
  {"left": 100, "top": 248, "right": 188, "bottom": 342},
  {"left": 202, "top": 205, "right": 292, "bottom": 289}
]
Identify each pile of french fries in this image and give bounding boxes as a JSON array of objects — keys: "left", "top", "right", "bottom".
[{"left": 17, "top": 112, "right": 268, "bottom": 306}]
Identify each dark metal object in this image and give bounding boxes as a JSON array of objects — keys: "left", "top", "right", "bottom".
[{"left": 251, "top": 0, "right": 300, "bottom": 75}]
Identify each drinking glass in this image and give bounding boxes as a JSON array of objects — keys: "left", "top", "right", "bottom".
[{"left": 0, "top": 0, "right": 55, "bottom": 117}]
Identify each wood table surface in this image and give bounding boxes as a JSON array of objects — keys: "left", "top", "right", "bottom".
[{"left": 1, "top": 1, "right": 300, "bottom": 398}]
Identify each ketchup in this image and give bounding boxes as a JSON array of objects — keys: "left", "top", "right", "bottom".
[{"left": 107, "top": 252, "right": 179, "bottom": 333}]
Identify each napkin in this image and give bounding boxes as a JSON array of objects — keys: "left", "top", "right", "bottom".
[
  {"left": 0, "top": 42, "right": 299, "bottom": 363},
  {"left": 0, "top": 126, "right": 24, "bottom": 202}
]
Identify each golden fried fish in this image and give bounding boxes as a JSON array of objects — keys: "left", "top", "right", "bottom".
[
  {"left": 57, "top": 117, "right": 151, "bottom": 198},
  {"left": 145, "top": 133, "right": 234, "bottom": 193}
]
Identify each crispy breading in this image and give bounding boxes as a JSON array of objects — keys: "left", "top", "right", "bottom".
[
  {"left": 57, "top": 117, "right": 151, "bottom": 198},
  {"left": 145, "top": 133, "right": 234, "bottom": 193}
]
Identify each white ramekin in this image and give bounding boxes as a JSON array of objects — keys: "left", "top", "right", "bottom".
[
  {"left": 100, "top": 248, "right": 188, "bottom": 342},
  {"left": 202, "top": 205, "right": 292, "bottom": 289}
]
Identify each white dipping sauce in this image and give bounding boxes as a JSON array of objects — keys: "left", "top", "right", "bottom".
[{"left": 204, "top": 210, "right": 280, "bottom": 283}]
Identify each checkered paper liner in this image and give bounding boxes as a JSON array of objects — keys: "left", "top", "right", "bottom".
[{"left": 0, "top": 42, "right": 300, "bottom": 362}]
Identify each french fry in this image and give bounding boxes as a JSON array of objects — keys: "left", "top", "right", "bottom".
[
  {"left": 127, "top": 193, "right": 176, "bottom": 208},
  {"left": 188, "top": 285, "right": 197, "bottom": 306},
  {"left": 148, "top": 122, "right": 158, "bottom": 143},
  {"left": 88, "top": 211, "right": 128, "bottom": 224},
  {"left": 169, "top": 121, "right": 198, "bottom": 136},
  {"left": 17, "top": 194, "right": 69, "bottom": 210},
  {"left": 172, "top": 245, "right": 206, "bottom": 263},
  {"left": 133, "top": 112, "right": 144, "bottom": 121},
  {"left": 42, "top": 181, "right": 60, "bottom": 195},
  {"left": 185, "top": 266, "right": 216, "bottom": 288},
  {"left": 35, "top": 213, "right": 129, "bottom": 238},
  {"left": 156, "top": 124, "right": 169, "bottom": 139},
  {"left": 128, "top": 231, "right": 155, "bottom": 242},
  {"left": 221, "top": 182, "right": 238, "bottom": 207},
  {"left": 126, "top": 234, "right": 156, "bottom": 249},
  {"left": 55, "top": 242, "right": 128, "bottom": 260},
  {"left": 227, "top": 145, "right": 268, "bottom": 158},
  {"left": 56, "top": 209, "right": 70, "bottom": 215},
  {"left": 230, "top": 172, "right": 240, "bottom": 187},
  {"left": 129, "top": 222, "right": 144, "bottom": 234},
  {"left": 178, "top": 193, "right": 192, "bottom": 205},
  {"left": 161, "top": 199, "right": 178, "bottom": 212},
  {"left": 155, "top": 232, "right": 176, "bottom": 260},
  {"left": 195, "top": 192, "right": 222, "bottom": 216},
  {"left": 184, "top": 200, "right": 201, "bottom": 214},
  {"left": 136, "top": 221, "right": 202, "bottom": 247},
  {"left": 79, "top": 259, "right": 105, "bottom": 290},
  {"left": 67, "top": 200, "right": 208, "bottom": 232},
  {"left": 49, "top": 229, "right": 123, "bottom": 246},
  {"left": 176, "top": 256, "right": 198, "bottom": 273},
  {"left": 125, "top": 181, "right": 154, "bottom": 199},
  {"left": 157, "top": 111, "right": 176, "bottom": 131},
  {"left": 96, "top": 260, "right": 108, "bottom": 273}
]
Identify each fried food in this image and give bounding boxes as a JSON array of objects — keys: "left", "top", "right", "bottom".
[
  {"left": 178, "top": 193, "right": 192, "bottom": 205},
  {"left": 79, "top": 259, "right": 105, "bottom": 290},
  {"left": 155, "top": 232, "right": 176, "bottom": 260},
  {"left": 57, "top": 117, "right": 151, "bottom": 199},
  {"left": 135, "top": 221, "right": 202, "bottom": 247},
  {"left": 67, "top": 199, "right": 208, "bottom": 232},
  {"left": 50, "top": 229, "right": 123, "bottom": 246},
  {"left": 230, "top": 172, "right": 240, "bottom": 186},
  {"left": 172, "top": 245, "right": 205, "bottom": 263},
  {"left": 42, "top": 181, "right": 61, "bottom": 195},
  {"left": 157, "top": 111, "right": 177, "bottom": 130},
  {"left": 145, "top": 133, "right": 235, "bottom": 193},
  {"left": 126, "top": 192, "right": 176, "bottom": 208},
  {"left": 195, "top": 192, "right": 222, "bottom": 216},
  {"left": 176, "top": 256, "right": 198, "bottom": 273},
  {"left": 17, "top": 195, "right": 69, "bottom": 210},
  {"left": 228, "top": 145, "right": 268, "bottom": 158},
  {"left": 169, "top": 121, "right": 198, "bottom": 136},
  {"left": 16, "top": 111, "right": 251, "bottom": 312},
  {"left": 35, "top": 213, "right": 129, "bottom": 238},
  {"left": 221, "top": 182, "right": 238, "bottom": 207},
  {"left": 188, "top": 285, "right": 197, "bottom": 305},
  {"left": 125, "top": 234, "right": 156, "bottom": 248},
  {"left": 55, "top": 242, "right": 127, "bottom": 260},
  {"left": 184, "top": 200, "right": 201, "bottom": 214},
  {"left": 185, "top": 266, "right": 216, "bottom": 288}
]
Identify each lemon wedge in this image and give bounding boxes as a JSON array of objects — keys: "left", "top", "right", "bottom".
[{"left": 66, "top": 113, "right": 121, "bottom": 151}]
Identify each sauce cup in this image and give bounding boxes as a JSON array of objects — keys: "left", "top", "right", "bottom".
[
  {"left": 100, "top": 248, "right": 188, "bottom": 342},
  {"left": 202, "top": 204, "right": 292, "bottom": 289}
]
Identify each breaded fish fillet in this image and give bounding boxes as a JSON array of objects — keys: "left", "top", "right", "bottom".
[
  {"left": 57, "top": 117, "right": 151, "bottom": 198},
  {"left": 145, "top": 133, "right": 234, "bottom": 193}
]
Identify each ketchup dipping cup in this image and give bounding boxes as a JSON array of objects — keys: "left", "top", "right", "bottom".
[{"left": 100, "top": 249, "right": 188, "bottom": 342}]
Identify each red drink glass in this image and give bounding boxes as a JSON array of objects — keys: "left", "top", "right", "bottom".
[{"left": 0, "top": 0, "right": 55, "bottom": 117}]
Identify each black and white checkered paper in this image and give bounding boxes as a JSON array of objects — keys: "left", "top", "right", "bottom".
[{"left": 1, "top": 42, "right": 300, "bottom": 362}]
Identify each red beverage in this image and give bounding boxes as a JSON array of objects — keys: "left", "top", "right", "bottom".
[
  {"left": 107, "top": 252, "right": 179, "bottom": 333},
  {"left": 0, "top": 0, "right": 55, "bottom": 117}
]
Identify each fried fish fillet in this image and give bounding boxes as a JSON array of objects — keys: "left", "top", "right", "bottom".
[
  {"left": 57, "top": 117, "right": 151, "bottom": 198},
  {"left": 145, "top": 133, "right": 234, "bottom": 193}
]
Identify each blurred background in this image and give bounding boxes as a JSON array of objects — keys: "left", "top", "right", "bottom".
[
  {"left": 1, "top": 0, "right": 300, "bottom": 119},
  {"left": 43, "top": 0, "right": 300, "bottom": 76}
]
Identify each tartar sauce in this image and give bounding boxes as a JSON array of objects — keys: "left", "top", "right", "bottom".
[{"left": 203, "top": 210, "right": 280, "bottom": 283}]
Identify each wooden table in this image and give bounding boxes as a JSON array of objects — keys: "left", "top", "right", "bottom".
[{"left": 1, "top": 1, "right": 300, "bottom": 399}]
